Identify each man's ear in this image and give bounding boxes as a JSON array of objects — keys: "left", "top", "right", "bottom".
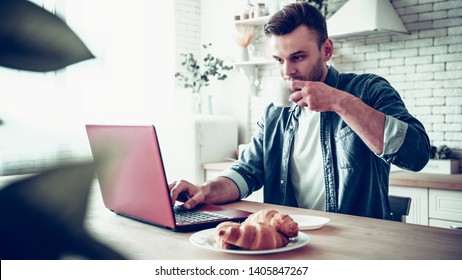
[{"left": 322, "top": 39, "right": 334, "bottom": 61}]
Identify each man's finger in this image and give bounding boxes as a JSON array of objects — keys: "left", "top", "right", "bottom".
[
  {"left": 184, "top": 193, "right": 204, "bottom": 209},
  {"left": 289, "top": 90, "right": 303, "bottom": 103},
  {"left": 169, "top": 182, "right": 184, "bottom": 205}
]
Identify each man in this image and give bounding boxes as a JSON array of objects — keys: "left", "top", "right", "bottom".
[{"left": 170, "top": 2, "right": 430, "bottom": 219}]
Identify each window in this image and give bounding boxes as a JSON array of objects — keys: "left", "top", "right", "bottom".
[{"left": 0, "top": 0, "right": 175, "bottom": 175}]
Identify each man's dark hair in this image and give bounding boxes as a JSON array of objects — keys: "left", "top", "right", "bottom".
[{"left": 264, "top": 2, "right": 328, "bottom": 48}]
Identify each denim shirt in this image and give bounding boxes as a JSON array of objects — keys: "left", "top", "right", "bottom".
[{"left": 222, "top": 66, "right": 430, "bottom": 220}]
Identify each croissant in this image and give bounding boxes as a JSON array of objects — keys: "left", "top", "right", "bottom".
[
  {"left": 243, "top": 209, "right": 299, "bottom": 238},
  {"left": 216, "top": 222, "right": 289, "bottom": 250},
  {"left": 214, "top": 222, "right": 240, "bottom": 250}
]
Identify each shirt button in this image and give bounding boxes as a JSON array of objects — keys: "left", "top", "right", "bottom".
[{"left": 280, "top": 179, "right": 284, "bottom": 185}]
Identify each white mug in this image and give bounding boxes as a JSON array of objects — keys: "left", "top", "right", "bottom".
[{"left": 271, "top": 79, "right": 292, "bottom": 107}]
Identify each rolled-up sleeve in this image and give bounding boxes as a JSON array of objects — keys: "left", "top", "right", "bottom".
[
  {"left": 220, "top": 168, "right": 250, "bottom": 199},
  {"left": 366, "top": 75, "right": 430, "bottom": 171},
  {"left": 380, "top": 115, "right": 408, "bottom": 156},
  {"left": 377, "top": 114, "right": 430, "bottom": 171}
]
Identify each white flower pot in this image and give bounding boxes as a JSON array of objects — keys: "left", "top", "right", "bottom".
[
  {"left": 237, "top": 46, "right": 249, "bottom": 61},
  {"left": 174, "top": 89, "right": 201, "bottom": 115}
]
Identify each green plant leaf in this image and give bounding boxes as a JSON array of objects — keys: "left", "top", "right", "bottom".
[{"left": 174, "top": 43, "right": 233, "bottom": 93}]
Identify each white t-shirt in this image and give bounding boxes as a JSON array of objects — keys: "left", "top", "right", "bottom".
[{"left": 289, "top": 108, "right": 325, "bottom": 210}]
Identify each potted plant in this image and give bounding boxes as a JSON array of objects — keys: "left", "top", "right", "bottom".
[
  {"left": 233, "top": 25, "right": 255, "bottom": 61},
  {"left": 175, "top": 43, "right": 233, "bottom": 114},
  {"left": 421, "top": 145, "right": 459, "bottom": 174}
]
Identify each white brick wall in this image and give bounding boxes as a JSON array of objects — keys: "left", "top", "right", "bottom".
[
  {"left": 261, "top": 0, "right": 461, "bottom": 168},
  {"left": 174, "top": 0, "right": 202, "bottom": 88},
  {"left": 176, "top": 0, "right": 462, "bottom": 169}
]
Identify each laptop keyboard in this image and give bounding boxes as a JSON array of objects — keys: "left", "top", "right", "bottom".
[{"left": 174, "top": 205, "right": 228, "bottom": 224}]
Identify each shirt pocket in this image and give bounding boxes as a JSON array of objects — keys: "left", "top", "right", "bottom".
[{"left": 334, "top": 126, "right": 368, "bottom": 169}]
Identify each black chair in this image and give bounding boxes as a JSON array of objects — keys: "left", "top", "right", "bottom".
[{"left": 389, "top": 195, "right": 412, "bottom": 222}]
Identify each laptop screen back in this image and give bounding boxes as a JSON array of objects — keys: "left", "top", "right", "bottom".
[{"left": 86, "top": 125, "right": 176, "bottom": 229}]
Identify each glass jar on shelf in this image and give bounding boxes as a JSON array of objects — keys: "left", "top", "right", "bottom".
[{"left": 254, "top": 2, "right": 267, "bottom": 18}]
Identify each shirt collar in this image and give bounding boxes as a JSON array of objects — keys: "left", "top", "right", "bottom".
[{"left": 324, "top": 65, "right": 339, "bottom": 88}]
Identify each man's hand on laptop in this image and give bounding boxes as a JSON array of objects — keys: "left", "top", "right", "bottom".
[
  {"left": 170, "top": 177, "right": 241, "bottom": 210},
  {"left": 169, "top": 180, "right": 206, "bottom": 210}
]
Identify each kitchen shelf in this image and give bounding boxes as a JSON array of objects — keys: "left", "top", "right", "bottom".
[
  {"left": 233, "top": 59, "right": 274, "bottom": 97},
  {"left": 233, "top": 59, "right": 274, "bottom": 67},
  {"left": 234, "top": 15, "right": 270, "bottom": 26}
]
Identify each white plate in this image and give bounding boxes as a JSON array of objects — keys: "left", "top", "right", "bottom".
[
  {"left": 189, "top": 228, "right": 310, "bottom": 255},
  {"left": 291, "top": 215, "right": 330, "bottom": 230}
]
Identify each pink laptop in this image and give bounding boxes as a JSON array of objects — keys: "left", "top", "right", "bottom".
[{"left": 85, "top": 124, "right": 251, "bottom": 232}]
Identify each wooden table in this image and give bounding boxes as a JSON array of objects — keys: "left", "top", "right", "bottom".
[{"left": 84, "top": 184, "right": 462, "bottom": 260}]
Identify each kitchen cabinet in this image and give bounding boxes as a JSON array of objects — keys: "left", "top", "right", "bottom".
[
  {"left": 429, "top": 219, "right": 462, "bottom": 230},
  {"left": 389, "top": 171, "right": 462, "bottom": 230},
  {"left": 429, "top": 189, "right": 462, "bottom": 230}
]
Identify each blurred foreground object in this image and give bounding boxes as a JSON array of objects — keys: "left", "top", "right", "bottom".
[
  {"left": 0, "top": 0, "right": 94, "bottom": 72},
  {"left": 0, "top": 162, "right": 126, "bottom": 259},
  {"left": 0, "top": 1, "right": 114, "bottom": 258}
]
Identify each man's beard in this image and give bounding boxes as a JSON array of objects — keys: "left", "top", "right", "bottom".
[{"left": 296, "top": 56, "right": 324, "bottom": 82}]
